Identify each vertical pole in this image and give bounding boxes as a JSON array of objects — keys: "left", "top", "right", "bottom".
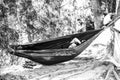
[
  {"left": 0, "top": 0, "right": 3, "bottom": 4},
  {"left": 91, "top": 0, "right": 102, "bottom": 29},
  {"left": 116, "top": 0, "right": 120, "bottom": 15},
  {"left": 116, "top": 0, "right": 119, "bottom": 14}
]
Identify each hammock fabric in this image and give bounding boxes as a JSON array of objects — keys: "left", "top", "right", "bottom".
[
  {"left": 10, "top": 29, "right": 102, "bottom": 50},
  {"left": 9, "top": 29, "right": 102, "bottom": 65}
]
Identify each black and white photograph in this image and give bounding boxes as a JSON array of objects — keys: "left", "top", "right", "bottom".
[{"left": 0, "top": 0, "right": 120, "bottom": 80}]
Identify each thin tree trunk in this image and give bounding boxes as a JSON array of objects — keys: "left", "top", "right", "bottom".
[
  {"left": 0, "top": 0, "right": 3, "bottom": 4},
  {"left": 91, "top": 0, "right": 102, "bottom": 29},
  {"left": 116, "top": 0, "right": 120, "bottom": 15}
]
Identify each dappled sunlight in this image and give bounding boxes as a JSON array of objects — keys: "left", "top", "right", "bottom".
[{"left": 0, "top": 0, "right": 119, "bottom": 80}]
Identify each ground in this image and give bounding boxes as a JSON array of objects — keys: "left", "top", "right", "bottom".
[{"left": 0, "top": 58, "right": 117, "bottom": 80}]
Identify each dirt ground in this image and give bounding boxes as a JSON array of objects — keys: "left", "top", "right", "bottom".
[{"left": 0, "top": 58, "right": 116, "bottom": 80}]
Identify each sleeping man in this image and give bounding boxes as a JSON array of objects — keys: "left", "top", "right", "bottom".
[{"left": 69, "top": 37, "right": 81, "bottom": 48}]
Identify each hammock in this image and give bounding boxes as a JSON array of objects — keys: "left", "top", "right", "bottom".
[
  {"left": 9, "top": 29, "right": 102, "bottom": 65},
  {"left": 10, "top": 29, "right": 102, "bottom": 50}
]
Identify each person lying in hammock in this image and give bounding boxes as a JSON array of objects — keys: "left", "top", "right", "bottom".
[
  {"left": 103, "top": 13, "right": 115, "bottom": 27},
  {"left": 69, "top": 37, "right": 81, "bottom": 48}
]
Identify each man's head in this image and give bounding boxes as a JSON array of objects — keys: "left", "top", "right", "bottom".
[{"left": 103, "top": 13, "right": 115, "bottom": 26}]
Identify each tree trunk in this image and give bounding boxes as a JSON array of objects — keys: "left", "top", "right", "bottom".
[
  {"left": 116, "top": 0, "right": 120, "bottom": 16},
  {"left": 91, "top": 0, "right": 103, "bottom": 29}
]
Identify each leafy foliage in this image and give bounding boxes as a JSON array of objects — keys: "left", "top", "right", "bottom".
[
  {"left": 0, "top": 0, "right": 94, "bottom": 66},
  {"left": 0, "top": 25, "right": 19, "bottom": 49},
  {"left": 0, "top": 0, "right": 114, "bottom": 67}
]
